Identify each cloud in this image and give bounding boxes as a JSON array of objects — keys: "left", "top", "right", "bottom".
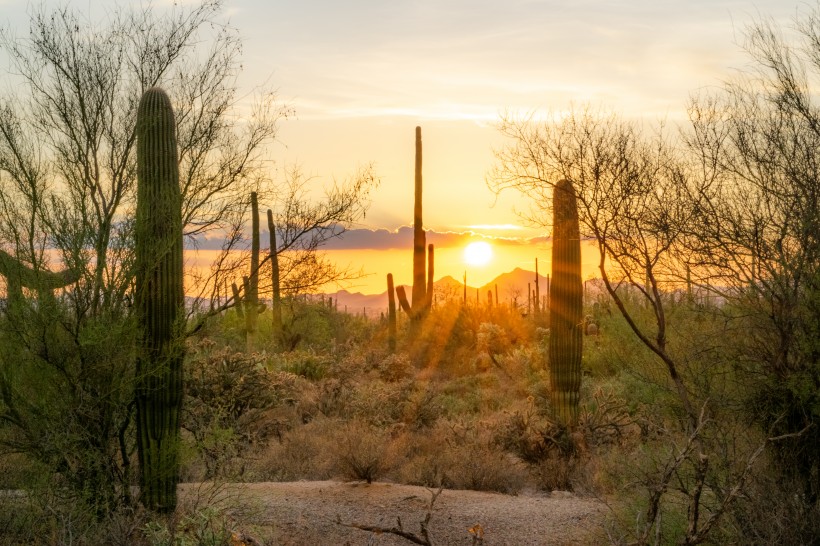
[
  {"left": 320, "top": 226, "right": 533, "bottom": 250},
  {"left": 187, "top": 226, "right": 537, "bottom": 251}
]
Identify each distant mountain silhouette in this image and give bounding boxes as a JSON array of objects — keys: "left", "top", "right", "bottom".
[{"left": 327, "top": 267, "right": 554, "bottom": 315}]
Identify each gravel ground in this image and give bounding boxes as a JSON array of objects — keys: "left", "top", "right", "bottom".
[{"left": 183, "top": 480, "right": 606, "bottom": 545}]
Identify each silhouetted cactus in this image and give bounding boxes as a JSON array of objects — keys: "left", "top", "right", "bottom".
[
  {"left": 395, "top": 127, "right": 433, "bottom": 320},
  {"left": 246, "top": 191, "right": 260, "bottom": 349},
  {"left": 134, "top": 87, "right": 185, "bottom": 512},
  {"left": 549, "top": 179, "right": 583, "bottom": 427},
  {"left": 267, "top": 209, "right": 282, "bottom": 339},
  {"left": 0, "top": 249, "right": 80, "bottom": 309},
  {"left": 412, "top": 126, "right": 426, "bottom": 308},
  {"left": 387, "top": 273, "right": 397, "bottom": 352},
  {"left": 534, "top": 258, "right": 541, "bottom": 317},
  {"left": 231, "top": 281, "right": 244, "bottom": 319}
]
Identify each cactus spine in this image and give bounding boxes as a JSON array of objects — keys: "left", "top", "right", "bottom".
[
  {"left": 387, "top": 273, "right": 397, "bottom": 352},
  {"left": 548, "top": 179, "right": 583, "bottom": 427},
  {"left": 134, "top": 87, "right": 185, "bottom": 512}
]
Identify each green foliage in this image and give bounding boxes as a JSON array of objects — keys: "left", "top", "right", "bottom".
[{"left": 0, "top": 305, "right": 136, "bottom": 515}]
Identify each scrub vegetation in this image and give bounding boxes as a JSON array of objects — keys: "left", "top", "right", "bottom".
[{"left": 0, "top": 1, "right": 819, "bottom": 544}]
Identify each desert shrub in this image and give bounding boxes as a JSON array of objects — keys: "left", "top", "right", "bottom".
[
  {"left": 183, "top": 342, "right": 281, "bottom": 479},
  {"left": 392, "top": 419, "right": 528, "bottom": 494},
  {"left": 435, "top": 374, "right": 502, "bottom": 417},
  {"left": 255, "top": 418, "right": 339, "bottom": 481},
  {"left": 142, "top": 505, "right": 233, "bottom": 546},
  {"left": 376, "top": 352, "right": 414, "bottom": 382},
  {"left": 348, "top": 379, "right": 410, "bottom": 426},
  {"left": 270, "top": 349, "right": 333, "bottom": 381},
  {"left": 331, "top": 419, "right": 392, "bottom": 483},
  {"left": 476, "top": 322, "right": 511, "bottom": 357},
  {"left": 493, "top": 400, "right": 586, "bottom": 491}
]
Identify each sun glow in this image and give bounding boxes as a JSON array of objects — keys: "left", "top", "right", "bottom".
[{"left": 464, "top": 241, "right": 493, "bottom": 266}]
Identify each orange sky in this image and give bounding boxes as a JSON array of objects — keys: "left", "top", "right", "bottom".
[{"left": 2, "top": 0, "right": 803, "bottom": 295}]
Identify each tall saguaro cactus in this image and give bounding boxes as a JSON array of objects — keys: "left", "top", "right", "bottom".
[
  {"left": 534, "top": 258, "right": 541, "bottom": 317},
  {"left": 267, "top": 209, "right": 282, "bottom": 339},
  {"left": 387, "top": 273, "right": 397, "bottom": 352},
  {"left": 411, "top": 126, "right": 426, "bottom": 309},
  {"left": 548, "top": 179, "right": 583, "bottom": 427},
  {"left": 394, "top": 126, "right": 434, "bottom": 320},
  {"left": 135, "top": 87, "right": 185, "bottom": 512},
  {"left": 246, "top": 191, "right": 260, "bottom": 349}
]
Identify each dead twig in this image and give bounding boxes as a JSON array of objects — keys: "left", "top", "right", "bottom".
[{"left": 335, "top": 486, "right": 443, "bottom": 546}]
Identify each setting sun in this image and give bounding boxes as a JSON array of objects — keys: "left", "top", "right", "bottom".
[{"left": 464, "top": 241, "right": 493, "bottom": 266}]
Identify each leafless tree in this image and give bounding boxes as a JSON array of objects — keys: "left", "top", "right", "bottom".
[
  {"left": 684, "top": 7, "right": 820, "bottom": 522},
  {"left": 0, "top": 0, "right": 289, "bottom": 314},
  {"left": 489, "top": 107, "right": 800, "bottom": 543}
]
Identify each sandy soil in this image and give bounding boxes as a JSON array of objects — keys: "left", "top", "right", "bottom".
[{"left": 182, "top": 480, "right": 606, "bottom": 545}]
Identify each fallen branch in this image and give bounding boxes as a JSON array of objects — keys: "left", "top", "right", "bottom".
[{"left": 336, "top": 486, "right": 443, "bottom": 545}]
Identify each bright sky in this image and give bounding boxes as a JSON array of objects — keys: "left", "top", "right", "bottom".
[
  {"left": 229, "top": 0, "right": 799, "bottom": 234},
  {"left": 0, "top": 0, "right": 805, "bottom": 292}
]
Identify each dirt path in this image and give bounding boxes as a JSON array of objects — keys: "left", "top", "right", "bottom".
[{"left": 184, "top": 481, "right": 606, "bottom": 545}]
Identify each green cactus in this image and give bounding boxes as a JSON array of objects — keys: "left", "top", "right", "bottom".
[
  {"left": 548, "top": 179, "right": 583, "bottom": 427},
  {"left": 134, "top": 87, "right": 185, "bottom": 513},
  {"left": 387, "top": 273, "right": 397, "bottom": 352}
]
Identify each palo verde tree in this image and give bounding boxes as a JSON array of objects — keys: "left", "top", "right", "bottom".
[
  {"left": 0, "top": 0, "right": 286, "bottom": 514},
  {"left": 490, "top": 108, "right": 777, "bottom": 543}
]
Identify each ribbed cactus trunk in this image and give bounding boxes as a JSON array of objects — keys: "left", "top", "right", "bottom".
[
  {"left": 245, "top": 192, "right": 260, "bottom": 350},
  {"left": 135, "top": 87, "right": 185, "bottom": 513},
  {"left": 387, "top": 273, "right": 397, "bottom": 352},
  {"left": 267, "top": 209, "right": 282, "bottom": 340},
  {"left": 411, "top": 126, "right": 427, "bottom": 313},
  {"left": 549, "top": 179, "right": 583, "bottom": 427}
]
